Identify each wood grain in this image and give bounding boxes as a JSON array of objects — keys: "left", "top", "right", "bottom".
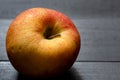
[
  {"left": 75, "top": 18, "right": 120, "bottom": 61},
  {"left": 0, "top": 0, "right": 120, "bottom": 19}
]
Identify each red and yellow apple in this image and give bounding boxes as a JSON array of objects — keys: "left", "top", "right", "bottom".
[{"left": 6, "top": 8, "right": 81, "bottom": 77}]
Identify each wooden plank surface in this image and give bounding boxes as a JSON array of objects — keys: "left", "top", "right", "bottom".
[
  {"left": 1, "top": 19, "right": 120, "bottom": 61},
  {"left": 0, "top": 19, "right": 11, "bottom": 60},
  {"left": 0, "top": 61, "right": 120, "bottom": 80},
  {"left": 0, "top": 0, "right": 120, "bottom": 19},
  {"left": 1, "top": 1, "right": 120, "bottom": 80},
  {"left": 75, "top": 18, "right": 120, "bottom": 61}
]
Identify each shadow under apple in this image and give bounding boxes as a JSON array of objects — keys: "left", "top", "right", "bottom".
[{"left": 17, "top": 67, "right": 83, "bottom": 80}]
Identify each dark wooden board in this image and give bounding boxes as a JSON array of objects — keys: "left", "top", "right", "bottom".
[
  {"left": 75, "top": 18, "right": 120, "bottom": 61},
  {"left": 0, "top": 0, "right": 120, "bottom": 19},
  {"left": 0, "top": 19, "right": 12, "bottom": 60},
  {"left": 0, "top": 61, "right": 120, "bottom": 80},
  {"left": 1, "top": 19, "right": 120, "bottom": 61}
]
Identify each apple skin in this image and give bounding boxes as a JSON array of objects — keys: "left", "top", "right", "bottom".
[{"left": 6, "top": 8, "right": 81, "bottom": 77}]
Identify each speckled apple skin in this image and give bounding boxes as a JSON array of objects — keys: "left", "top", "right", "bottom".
[{"left": 6, "top": 8, "right": 80, "bottom": 77}]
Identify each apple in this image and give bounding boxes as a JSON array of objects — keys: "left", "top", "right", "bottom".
[{"left": 6, "top": 8, "right": 81, "bottom": 77}]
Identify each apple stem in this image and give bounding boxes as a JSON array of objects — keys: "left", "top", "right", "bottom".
[{"left": 48, "top": 34, "right": 61, "bottom": 39}]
